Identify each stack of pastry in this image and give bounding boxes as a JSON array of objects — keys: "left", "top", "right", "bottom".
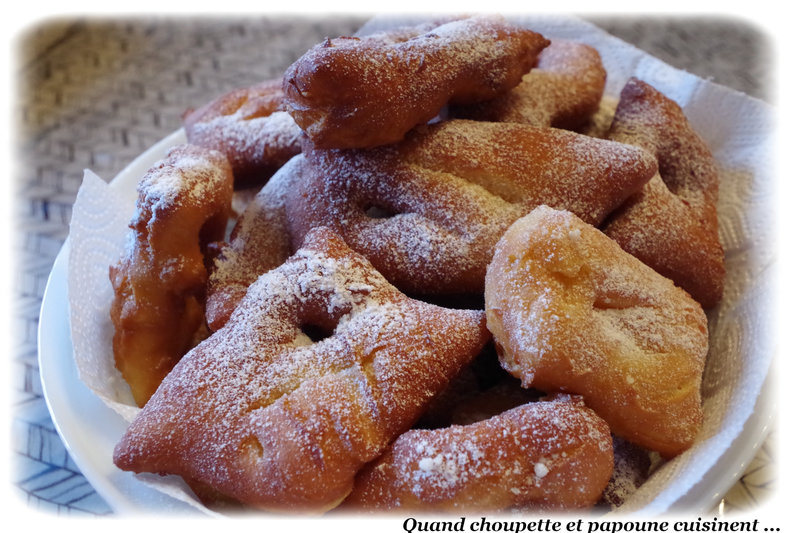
[{"left": 108, "top": 15, "right": 723, "bottom": 514}]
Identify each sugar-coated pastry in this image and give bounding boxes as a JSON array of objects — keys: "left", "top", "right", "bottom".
[
  {"left": 451, "top": 38, "right": 606, "bottom": 130},
  {"left": 286, "top": 119, "right": 656, "bottom": 295},
  {"left": 205, "top": 155, "right": 304, "bottom": 331},
  {"left": 342, "top": 394, "right": 613, "bottom": 512},
  {"left": 183, "top": 79, "right": 302, "bottom": 188},
  {"left": 282, "top": 16, "right": 549, "bottom": 149},
  {"left": 485, "top": 206, "right": 708, "bottom": 457},
  {"left": 109, "top": 145, "right": 234, "bottom": 406},
  {"left": 603, "top": 77, "right": 725, "bottom": 308},
  {"left": 113, "top": 227, "right": 490, "bottom": 512}
]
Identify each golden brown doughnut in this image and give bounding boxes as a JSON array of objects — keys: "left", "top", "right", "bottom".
[
  {"left": 205, "top": 154, "right": 304, "bottom": 332},
  {"left": 603, "top": 77, "right": 725, "bottom": 308},
  {"left": 451, "top": 38, "right": 606, "bottom": 130},
  {"left": 282, "top": 16, "right": 550, "bottom": 149},
  {"left": 342, "top": 394, "right": 613, "bottom": 512},
  {"left": 113, "top": 227, "right": 490, "bottom": 512},
  {"left": 286, "top": 119, "right": 656, "bottom": 295},
  {"left": 109, "top": 145, "right": 234, "bottom": 406},
  {"left": 485, "top": 205, "right": 708, "bottom": 458},
  {"left": 182, "top": 79, "right": 302, "bottom": 188}
]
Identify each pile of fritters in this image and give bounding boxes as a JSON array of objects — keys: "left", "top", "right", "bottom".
[{"left": 108, "top": 15, "right": 723, "bottom": 513}]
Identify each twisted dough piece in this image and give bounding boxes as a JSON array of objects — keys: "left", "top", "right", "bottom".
[
  {"left": 113, "top": 227, "right": 490, "bottom": 512},
  {"left": 282, "top": 16, "right": 549, "bottom": 149},
  {"left": 451, "top": 38, "right": 606, "bottom": 130},
  {"left": 287, "top": 119, "right": 656, "bottom": 295},
  {"left": 183, "top": 79, "right": 302, "bottom": 188},
  {"left": 342, "top": 395, "right": 613, "bottom": 512},
  {"left": 109, "top": 145, "right": 234, "bottom": 406},
  {"left": 485, "top": 206, "right": 708, "bottom": 458},
  {"left": 205, "top": 154, "right": 304, "bottom": 332},
  {"left": 603, "top": 77, "right": 725, "bottom": 308}
]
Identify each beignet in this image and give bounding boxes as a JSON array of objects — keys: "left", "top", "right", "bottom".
[
  {"left": 343, "top": 394, "right": 613, "bottom": 512},
  {"left": 286, "top": 119, "right": 657, "bottom": 295},
  {"left": 205, "top": 154, "right": 303, "bottom": 331},
  {"left": 282, "top": 16, "right": 549, "bottom": 149},
  {"left": 603, "top": 77, "right": 725, "bottom": 308},
  {"left": 113, "top": 227, "right": 489, "bottom": 512},
  {"left": 485, "top": 205, "right": 708, "bottom": 457},
  {"left": 109, "top": 145, "right": 233, "bottom": 406},
  {"left": 182, "top": 79, "right": 302, "bottom": 188},
  {"left": 451, "top": 38, "right": 606, "bottom": 130}
]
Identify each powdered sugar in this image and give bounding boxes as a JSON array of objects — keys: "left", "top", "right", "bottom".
[
  {"left": 603, "top": 78, "right": 725, "bottom": 308},
  {"left": 452, "top": 38, "right": 606, "bottom": 131},
  {"left": 485, "top": 206, "right": 708, "bottom": 457},
  {"left": 188, "top": 110, "right": 301, "bottom": 174},
  {"left": 183, "top": 79, "right": 303, "bottom": 185},
  {"left": 288, "top": 119, "right": 655, "bottom": 296},
  {"left": 283, "top": 16, "right": 548, "bottom": 148},
  {"left": 345, "top": 397, "right": 613, "bottom": 510},
  {"left": 533, "top": 462, "right": 550, "bottom": 479},
  {"left": 136, "top": 146, "right": 228, "bottom": 214},
  {"left": 205, "top": 154, "right": 302, "bottom": 330}
]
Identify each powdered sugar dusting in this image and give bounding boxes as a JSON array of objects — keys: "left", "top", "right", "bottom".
[
  {"left": 283, "top": 15, "right": 548, "bottom": 148},
  {"left": 137, "top": 146, "right": 227, "bottom": 214},
  {"left": 187, "top": 110, "right": 301, "bottom": 177},
  {"left": 345, "top": 396, "right": 613, "bottom": 511},
  {"left": 603, "top": 78, "right": 725, "bottom": 308},
  {"left": 600, "top": 436, "right": 652, "bottom": 510},
  {"left": 452, "top": 38, "right": 606, "bottom": 131},
  {"left": 183, "top": 79, "right": 302, "bottom": 185},
  {"left": 205, "top": 155, "right": 304, "bottom": 330},
  {"left": 288, "top": 119, "right": 655, "bottom": 295},
  {"left": 486, "top": 206, "right": 708, "bottom": 457},
  {"left": 110, "top": 143, "right": 233, "bottom": 406}
]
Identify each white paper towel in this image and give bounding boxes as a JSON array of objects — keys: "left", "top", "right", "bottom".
[{"left": 66, "top": 15, "right": 775, "bottom": 515}]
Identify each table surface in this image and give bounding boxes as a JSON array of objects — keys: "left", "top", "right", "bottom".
[{"left": 12, "top": 14, "right": 774, "bottom": 517}]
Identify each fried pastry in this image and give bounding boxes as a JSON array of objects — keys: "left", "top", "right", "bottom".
[
  {"left": 113, "top": 227, "right": 490, "bottom": 512},
  {"left": 205, "top": 155, "right": 304, "bottom": 331},
  {"left": 485, "top": 206, "right": 708, "bottom": 457},
  {"left": 451, "top": 38, "right": 606, "bottom": 130},
  {"left": 342, "top": 394, "right": 613, "bottom": 512},
  {"left": 603, "top": 77, "right": 725, "bottom": 308},
  {"left": 286, "top": 119, "right": 657, "bottom": 295},
  {"left": 109, "top": 145, "right": 234, "bottom": 406},
  {"left": 183, "top": 79, "right": 302, "bottom": 188},
  {"left": 282, "top": 16, "right": 549, "bottom": 149}
]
